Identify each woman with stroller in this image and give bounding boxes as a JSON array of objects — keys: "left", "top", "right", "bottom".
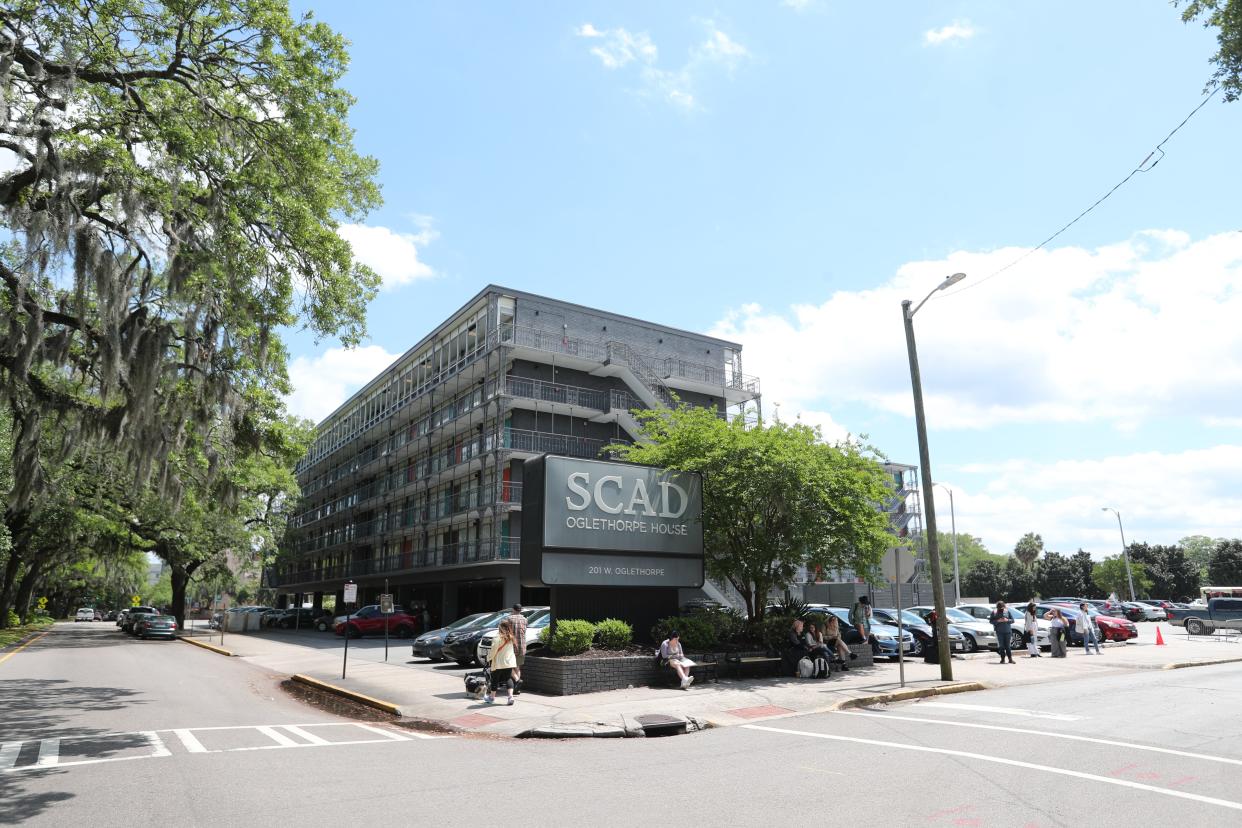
[{"left": 484, "top": 619, "right": 518, "bottom": 705}]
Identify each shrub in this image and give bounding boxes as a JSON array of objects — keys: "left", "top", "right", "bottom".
[
  {"left": 5, "top": 609, "right": 19, "bottom": 628},
  {"left": 650, "top": 615, "right": 717, "bottom": 652},
  {"left": 547, "top": 619, "right": 596, "bottom": 656},
  {"left": 595, "top": 618, "right": 633, "bottom": 650}
]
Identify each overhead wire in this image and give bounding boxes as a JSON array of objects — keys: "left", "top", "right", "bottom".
[{"left": 938, "top": 86, "right": 1222, "bottom": 299}]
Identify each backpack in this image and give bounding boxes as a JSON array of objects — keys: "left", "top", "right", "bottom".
[
  {"left": 797, "top": 657, "right": 815, "bottom": 679},
  {"left": 815, "top": 656, "right": 829, "bottom": 679}
]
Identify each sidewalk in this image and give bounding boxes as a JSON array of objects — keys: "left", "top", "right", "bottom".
[{"left": 180, "top": 622, "right": 1242, "bottom": 738}]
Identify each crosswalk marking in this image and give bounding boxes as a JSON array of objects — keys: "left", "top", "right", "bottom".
[
  {"left": 173, "top": 729, "right": 207, "bottom": 753},
  {"left": 281, "top": 725, "right": 331, "bottom": 745},
  {"left": 916, "top": 701, "right": 1084, "bottom": 721},
  {"left": 0, "top": 741, "right": 22, "bottom": 769},
  {"left": 1, "top": 723, "right": 441, "bottom": 774},
  {"left": 35, "top": 738, "right": 59, "bottom": 767}
]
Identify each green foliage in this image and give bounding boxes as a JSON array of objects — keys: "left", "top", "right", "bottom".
[
  {"left": 1127, "top": 543, "right": 1201, "bottom": 600},
  {"left": 1070, "top": 550, "right": 1100, "bottom": 598},
  {"left": 611, "top": 406, "right": 896, "bottom": 620},
  {"left": 4, "top": 610, "right": 18, "bottom": 628},
  {"left": 1036, "top": 551, "right": 1082, "bottom": 599},
  {"left": 1207, "top": 539, "right": 1242, "bottom": 585},
  {"left": 1180, "top": 535, "right": 1221, "bottom": 578},
  {"left": 1179, "top": 0, "right": 1242, "bottom": 101},
  {"left": 547, "top": 620, "right": 596, "bottom": 656},
  {"left": 771, "top": 595, "right": 811, "bottom": 619},
  {"left": 1092, "top": 556, "right": 1153, "bottom": 597},
  {"left": 1013, "top": 533, "right": 1044, "bottom": 568},
  {"left": 753, "top": 614, "right": 800, "bottom": 652},
  {"left": 651, "top": 615, "right": 718, "bottom": 652},
  {"left": 962, "top": 559, "right": 1005, "bottom": 601},
  {"left": 594, "top": 618, "right": 634, "bottom": 650},
  {"left": 912, "top": 532, "right": 1003, "bottom": 576},
  {"left": 1002, "top": 556, "right": 1037, "bottom": 602}
]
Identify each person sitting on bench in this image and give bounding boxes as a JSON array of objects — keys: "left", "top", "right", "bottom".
[
  {"left": 658, "top": 630, "right": 695, "bottom": 690},
  {"left": 784, "top": 618, "right": 811, "bottom": 675},
  {"left": 823, "top": 615, "right": 857, "bottom": 669}
]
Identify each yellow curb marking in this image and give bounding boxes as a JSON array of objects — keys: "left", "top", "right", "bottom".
[
  {"left": 0, "top": 631, "right": 49, "bottom": 667},
  {"left": 290, "top": 674, "right": 402, "bottom": 716}
]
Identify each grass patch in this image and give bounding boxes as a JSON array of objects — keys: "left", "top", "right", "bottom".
[{"left": 0, "top": 620, "right": 54, "bottom": 650}]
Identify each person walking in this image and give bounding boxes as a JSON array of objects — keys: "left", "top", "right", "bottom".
[
  {"left": 659, "top": 630, "right": 695, "bottom": 689},
  {"left": 506, "top": 603, "right": 528, "bottom": 691},
  {"left": 1044, "top": 607, "right": 1069, "bottom": 658},
  {"left": 990, "top": 600, "right": 1015, "bottom": 664},
  {"left": 850, "top": 595, "right": 879, "bottom": 655},
  {"left": 1077, "top": 603, "right": 1101, "bottom": 655},
  {"left": 1024, "top": 602, "right": 1042, "bottom": 658},
  {"left": 484, "top": 619, "right": 518, "bottom": 705}
]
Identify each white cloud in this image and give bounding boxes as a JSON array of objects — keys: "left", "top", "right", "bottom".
[
  {"left": 337, "top": 220, "right": 438, "bottom": 290},
  {"left": 576, "top": 23, "right": 657, "bottom": 69},
  {"left": 924, "top": 20, "right": 977, "bottom": 46},
  {"left": 934, "top": 446, "right": 1242, "bottom": 559},
  {"left": 710, "top": 230, "right": 1242, "bottom": 431},
  {"left": 286, "top": 345, "right": 401, "bottom": 424},
  {"left": 577, "top": 20, "right": 749, "bottom": 109}
]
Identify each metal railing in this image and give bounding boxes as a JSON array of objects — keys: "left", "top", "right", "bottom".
[
  {"left": 661, "top": 357, "right": 761, "bottom": 395},
  {"left": 505, "top": 375, "right": 608, "bottom": 410},
  {"left": 503, "top": 427, "right": 624, "bottom": 458},
  {"left": 270, "top": 537, "right": 521, "bottom": 587}
]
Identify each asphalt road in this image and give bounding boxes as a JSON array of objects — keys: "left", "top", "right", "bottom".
[{"left": 4, "top": 622, "right": 1242, "bottom": 826}]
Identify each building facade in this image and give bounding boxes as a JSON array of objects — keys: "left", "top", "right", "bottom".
[{"left": 271, "top": 286, "right": 760, "bottom": 626}]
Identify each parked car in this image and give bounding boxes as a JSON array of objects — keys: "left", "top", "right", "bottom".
[
  {"left": 1125, "top": 601, "right": 1166, "bottom": 621},
  {"left": 413, "top": 612, "right": 493, "bottom": 661},
  {"left": 273, "top": 608, "right": 324, "bottom": 629},
  {"left": 441, "top": 606, "right": 550, "bottom": 666},
  {"left": 680, "top": 599, "right": 726, "bottom": 614},
  {"left": 333, "top": 604, "right": 418, "bottom": 638},
  {"left": 75, "top": 608, "right": 96, "bottom": 622},
  {"left": 955, "top": 603, "right": 1053, "bottom": 650},
  {"left": 134, "top": 615, "right": 178, "bottom": 640},
  {"left": 477, "top": 610, "right": 551, "bottom": 664},
  {"left": 104, "top": 609, "right": 119, "bottom": 622},
  {"left": 122, "top": 606, "right": 159, "bottom": 633},
  {"left": 870, "top": 608, "right": 968, "bottom": 655},
  {"left": 1138, "top": 599, "right": 1175, "bottom": 611},
  {"left": 260, "top": 608, "right": 287, "bottom": 628},
  {"left": 1093, "top": 612, "right": 1138, "bottom": 642},
  {"left": 909, "top": 606, "right": 999, "bottom": 652},
  {"left": 1168, "top": 598, "right": 1242, "bottom": 635},
  {"left": 116, "top": 609, "right": 131, "bottom": 628}
]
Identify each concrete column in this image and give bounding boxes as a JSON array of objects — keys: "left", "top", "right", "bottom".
[
  {"left": 502, "top": 572, "right": 521, "bottom": 610},
  {"left": 312, "top": 592, "right": 323, "bottom": 611}
]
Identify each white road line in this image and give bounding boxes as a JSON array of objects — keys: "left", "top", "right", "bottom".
[
  {"left": 281, "top": 725, "right": 332, "bottom": 746},
  {"left": 256, "top": 726, "right": 300, "bottom": 747},
  {"left": 743, "top": 724, "right": 1242, "bottom": 813},
  {"left": 915, "top": 701, "right": 1083, "bottom": 721},
  {"left": 143, "top": 731, "right": 171, "bottom": 758},
  {"left": 836, "top": 710, "right": 1242, "bottom": 768},
  {"left": 351, "top": 723, "right": 413, "bottom": 741},
  {"left": 173, "top": 729, "right": 207, "bottom": 754},
  {"left": 0, "top": 742, "right": 22, "bottom": 770},
  {"left": 34, "top": 738, "right": 59, "bottom": 767}
]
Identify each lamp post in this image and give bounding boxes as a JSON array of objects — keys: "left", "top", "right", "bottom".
[
  {"left": 936, "top": 483, "right": 960, "bottom": 605},
  {"left": 902, "top": 271, "right": 966, "bottom": 681},
  {"left": 1101, "top": 507, "right": 1136, "bottom": 601}
]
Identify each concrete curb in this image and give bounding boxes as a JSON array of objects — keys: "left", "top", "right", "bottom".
[
  {"left": 179, "top": 636, "right": 236, "bottom": 657},
  {"left": 1160, "top": 656, "right": 1242, "bottom": 671},
  {"left": 290, "top": 674, "right": 403, "bottom": 716},
  {"left": 830, "top": 681, "right": 988, "bottom": 711}
]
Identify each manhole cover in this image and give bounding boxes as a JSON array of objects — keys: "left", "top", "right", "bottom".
[{"left": 634, "top": 714, "right": 687, "bottom": 736}]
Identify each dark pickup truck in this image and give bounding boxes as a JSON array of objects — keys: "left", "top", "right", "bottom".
[{"left": 1166, "top": 598, "right": 1242, "bottom": 635}]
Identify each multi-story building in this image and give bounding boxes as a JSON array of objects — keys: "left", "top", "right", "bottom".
[{"left": 271, "top": 286, "right": 760, "bottom": 626}]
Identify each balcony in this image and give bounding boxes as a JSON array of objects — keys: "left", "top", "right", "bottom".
[{"left": 269, "top": 536, "right": 520, "bottom": 588}]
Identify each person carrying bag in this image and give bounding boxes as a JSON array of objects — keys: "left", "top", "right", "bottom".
[{"left": 485, "top": 619, "right": 518, "bottom": 705}]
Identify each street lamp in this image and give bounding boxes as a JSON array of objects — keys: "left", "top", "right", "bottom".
[
  {"left": 1101, "top": 507, "right": 1137, "bottom": 601},
  {"left": 935, "top": 483, "right": 960, "bottom": 605},
  {"left": 902, "top": 271, "right": 965, "bottom": 681}
]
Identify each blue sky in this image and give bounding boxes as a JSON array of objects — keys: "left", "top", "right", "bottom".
[{"left": 284, "top": 1, "right": 1242, "bottom": 560}]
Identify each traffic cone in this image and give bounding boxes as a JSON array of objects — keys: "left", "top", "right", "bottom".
[{"left": 1155, "top": 626, "right": 1166, "bottom": 646}]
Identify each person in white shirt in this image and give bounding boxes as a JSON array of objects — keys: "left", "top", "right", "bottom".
[
  {"left": 659, "top": 630, "right": 695, "bottom": 689},
  {"left": 1024, "top": 602, "right": 1042, "bottom": 658},
  {"left": 1077, "top": 603, "right": 1101, "bottom": 654}
]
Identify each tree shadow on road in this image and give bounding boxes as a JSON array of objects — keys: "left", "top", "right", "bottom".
[
  {"left": 0, "top": 678, "right": 146, "bottom": 742},
  {"left": 0, "top": 772, "right": 74, "bottom": 825}
]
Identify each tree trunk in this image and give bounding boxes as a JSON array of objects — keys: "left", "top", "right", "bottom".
[
  {"left": 0, "top": 548, "right": 23, "bottom": 628},
  {"left": 13, "top": 557, "right": 45, "bottom": 623},
  {"left": 170, "top": 561, "right": 202, "bottom": 631}
]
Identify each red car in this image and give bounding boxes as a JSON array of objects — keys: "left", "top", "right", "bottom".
[
  {"left": 334, "top": 604, "right": 418, "bottom": 638},
  {"left": 1094, "top": 613, "right": 1138, "bottom": 642}
]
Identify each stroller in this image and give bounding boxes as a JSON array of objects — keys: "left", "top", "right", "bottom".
[{"left": 464, "top": 667, "right": 491, "bottom": 700}]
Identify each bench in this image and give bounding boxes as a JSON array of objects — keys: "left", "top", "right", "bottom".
[
  {"left": 728, "top": 655, "right": 784, "bottom": 678},
  {"left": 657, "top": 659, "right": 719, "bottom": 686}
]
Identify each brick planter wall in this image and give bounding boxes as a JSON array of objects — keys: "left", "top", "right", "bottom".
[{"left": 522, "top": 653, "right": 663, "bottom": 696}]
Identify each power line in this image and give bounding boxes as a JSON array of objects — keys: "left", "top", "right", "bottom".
[{"left": 939, "top": 87, "right": 1221, "bottom": 299}]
